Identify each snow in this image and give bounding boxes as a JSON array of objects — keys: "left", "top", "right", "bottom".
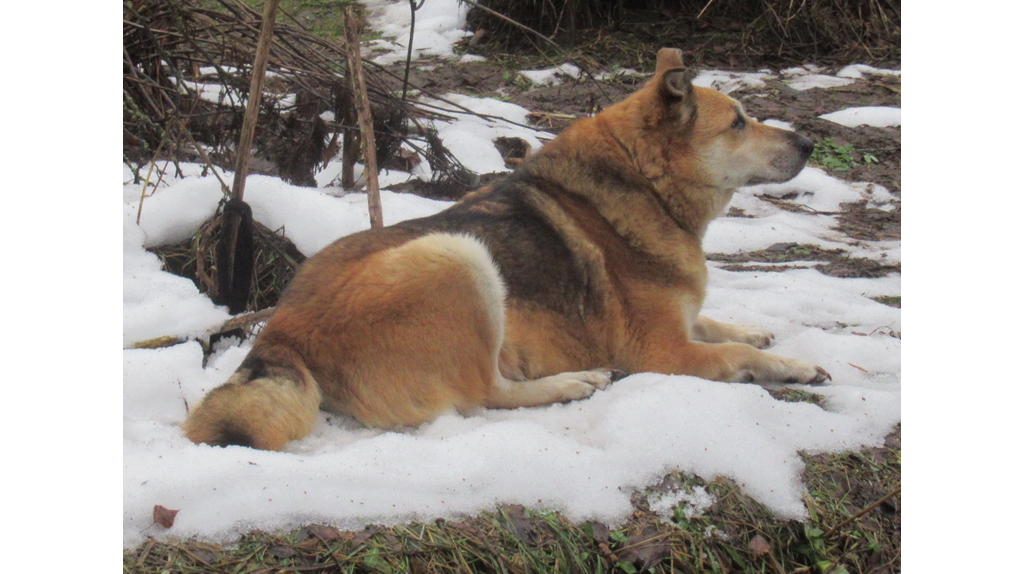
[
  {"left": 821, "top": 106, "right": 902, "bottom": 128},
  {"left": 694, "top": 69, "right": 773, "bottom": 94},
  {"left": 781, "top": 65, "right": 856, "bottom": 91},
  {"left": 420, "top": 93, "right": 551, "bottom": 174},
  {"left": 520, "top": 63, "right": 582, "bottom": 86},
  {"left": 836, "top": 64, "right": 902, "bottom": 79},
  {"left": 691, "top": 64, "right": 899, "bottom": 94},
  {"left": 362, "top": 0, "right": 472, "bottom": 65},
  {"left": 121, "top": 0, "right": 901, "bottom": 549},
  {"left": 649, "top": 485, "right": 715, "bottom": 522}
]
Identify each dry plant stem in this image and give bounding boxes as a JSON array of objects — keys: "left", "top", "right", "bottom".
[
  {"left": 344, "top": 6, "right": 384, "bottom": 229},
  {"left": 401, "top": 0, "right": 426, "bottom": 101},
  {"left": 136, "top": 139, "right": 164, "bottom": 225},
  {"left": 230, "top": 0, "right": 280, "bottom": 203},
  {"left": 127, "top": 307, "right": 277, "bottom": 350},
  {"left": 217, "top": 307, "right": 276, "bottom": 334},
  {"left": 823, "top": 486, "right": 900, "bottom": 538},
  {"left": 340, "top": 80, "right": 359, "bottom": 189},
  {"left": 695, "top": 0, "right": 717, "bottom": 20},
  {"left": 122, "top": 45, "right": 231, "bottom": 204},
  {"left": 217, "top": 0, "right": 278, "bottom": 314}
]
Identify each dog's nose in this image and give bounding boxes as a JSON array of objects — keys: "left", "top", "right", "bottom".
[{"left": 794, "top": 134, "right": 815, "bottom": 158}]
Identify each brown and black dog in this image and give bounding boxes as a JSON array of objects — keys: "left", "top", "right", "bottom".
[{"left": 183, "top": 48, "right": 830, "bottom": 451}]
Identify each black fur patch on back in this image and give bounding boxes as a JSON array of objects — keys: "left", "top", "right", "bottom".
[
  {"left": 238, "top": 354, "right": 306, "bottom": 388},
  {"left": 239, "top": 354, "right": 271, "bottom": 382},
  {"left": 396, "top": 175, "right": 601, "bottom": 320}
]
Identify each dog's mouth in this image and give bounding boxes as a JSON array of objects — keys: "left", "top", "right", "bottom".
[{"left": 746, "top": 133, "right": 814, "bottom": 185}]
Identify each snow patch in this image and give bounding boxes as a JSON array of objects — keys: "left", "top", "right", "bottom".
[{"left": 821, "top": 106, "right": 902, "bottom": 128}]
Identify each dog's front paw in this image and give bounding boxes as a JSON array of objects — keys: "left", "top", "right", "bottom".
[{"left": 782, "top": 362, "right": 831, "bottom": 386}]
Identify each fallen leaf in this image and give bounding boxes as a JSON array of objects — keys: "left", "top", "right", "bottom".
[
  {"left": 501, "top": 504, "right": 541, "bottom": 544},
  {"left": 268, "top": 545, "right": 297, "bottom": 559},
  {"left": 620, "top": 526, "right": 670, "bottom": 570},
  {"left": 184, "top": 547, "right": 218, "bottom": 566},
  {"left": 749, "top": 534, "right": 771, "bottom": 558},
  {"left": 588, "top": 521, "right": 610, "bottom": 544},
  {"left": 153, "top": 505, "right": 179, "bottom": 528},
  {"left": 306, "top": 524, "right": 343, "bottom": 541}
]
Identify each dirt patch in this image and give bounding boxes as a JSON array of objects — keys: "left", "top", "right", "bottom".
[
  {"left": 708, "top": 242, "right": 900, "bottom": 279},
  {"left": 835, "top": 202, "right": 901, "bottom": 241}
]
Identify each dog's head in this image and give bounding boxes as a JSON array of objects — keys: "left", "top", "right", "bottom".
[{"left": 631, "top": 48, "right": 814, "bottom": 190}]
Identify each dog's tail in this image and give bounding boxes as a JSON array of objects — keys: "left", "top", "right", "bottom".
[{"left": 182, "top": 345, "right": 322, "bottom": 451}]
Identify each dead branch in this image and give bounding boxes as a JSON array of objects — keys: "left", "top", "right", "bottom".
[
  {"left": 230, "top": 0, "right": 279, "bottom": 202},
  {"left": 343, "top": 7, "right": 384, "bottom": 228}
]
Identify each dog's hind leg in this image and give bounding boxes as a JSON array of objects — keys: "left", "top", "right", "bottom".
[
  {"left": 372, "top": 233, "right": 612, "bottom": 413},
  {"left": 484, "top": 369, "right": 614, "bottom": 410},
  {"left": 692, "top": 315, "right": 775, "bottom": 349}
]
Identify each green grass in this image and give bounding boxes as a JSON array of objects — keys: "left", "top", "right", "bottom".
[
  {"left": 125, "top": 428, "right": 900, "bottom": 573},
  {"left": 809, "top": 137, "right": 880, "bottom": 173},
  {"left": 769, "top": 387, "right": 827, "bottom": 407},
  {"left": 230, "top": 0, "right": 364, "bottom": 40},
  {"left": 871, "top": 295, "right": 901, "bottom": 308}
]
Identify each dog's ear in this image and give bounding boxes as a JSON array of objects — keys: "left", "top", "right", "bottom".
[
  {"left": 661, "top": 67, "right": 697, "bottom": 100},
  {"left": 659, "top": 67, "right": 698, "bottom": 125},
  {"left": 655, "top": 47, "right": 684, "bottom": 73},
  {"left": 653, "top": 48, "right": 697, "bottom": 123}
]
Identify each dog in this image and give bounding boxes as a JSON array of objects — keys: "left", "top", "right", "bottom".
[{"left": 183, "top": 48, "right": 830, "bottom": 451}]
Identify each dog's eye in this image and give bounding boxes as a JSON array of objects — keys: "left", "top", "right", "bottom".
[{"left": 731, "top": 115, "right": 746, "bottom": 130}]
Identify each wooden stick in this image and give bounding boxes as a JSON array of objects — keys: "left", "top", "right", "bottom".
[
  {"left": 343, "top": 6, "right": 384, "bottom": 229},
  {"left": 823, "top": 486, "right": 901, "bottom": 538},
  {"left": 230, "top": 0, "right": 280, "bottom": 203},
  {"left": 127, "top": 307, "right": 277, "bottom": 350},
  {"left": 338, "top": 79, "right": 359, "bottom": 189},
  {"left": 216, "top": 306, "right": 276, "bottom": 333},
  {"left": 219, "top": 0, "right": 279, "bottom": 314}
]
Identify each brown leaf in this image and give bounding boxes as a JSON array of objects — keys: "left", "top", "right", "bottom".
[
  {"left": 500, "top": 504, "right": 539, "bottom": 544},
  {"left": 306, "top": 524, "right": 343, "bottom": 541},
  {"left": 588, "top": 521, "right": 610, "bottom": 544},
  {"left": 153, "top": 505, "right": 179, "bottom": 528},
  {"left": 268, "top": 545, "right": 297, "bottom": 559},
  {"left": 352, "top": 525, "right": 381, "bottom": 544},
  {"left": 620, "top": 526, "right": 670, "bottom": 570},
  {"left": 749, "top": 534, "right": 771, "bottom": 558},
  {"left": 184, "top": 547, "right": 218, "bottom": 566}
]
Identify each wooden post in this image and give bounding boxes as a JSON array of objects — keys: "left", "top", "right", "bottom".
[
  {"left": 343, "top": 6, "right": 384, "bottom": 229},
  {"left": 231, "top": 0, "right": 279, "bottom": 201},
  {"left": 219, "top": 0, "right": 279, "bottom": 314},
  {"left": 338, "top": 79, "right": 359, "bottom": 189}
]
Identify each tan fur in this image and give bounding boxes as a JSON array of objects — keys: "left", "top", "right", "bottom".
[{"left": 183, "top": 47, "right": 829, "bottom": 451}]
